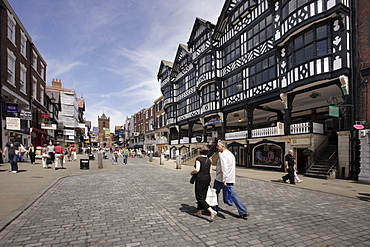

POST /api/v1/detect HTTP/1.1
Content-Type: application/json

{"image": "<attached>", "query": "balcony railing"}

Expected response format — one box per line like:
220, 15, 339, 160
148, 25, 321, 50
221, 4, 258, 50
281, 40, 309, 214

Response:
290, 122, 324, 135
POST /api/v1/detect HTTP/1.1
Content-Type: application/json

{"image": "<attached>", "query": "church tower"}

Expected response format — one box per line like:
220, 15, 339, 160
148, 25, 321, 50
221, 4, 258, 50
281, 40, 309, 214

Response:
98, 113, 112, 147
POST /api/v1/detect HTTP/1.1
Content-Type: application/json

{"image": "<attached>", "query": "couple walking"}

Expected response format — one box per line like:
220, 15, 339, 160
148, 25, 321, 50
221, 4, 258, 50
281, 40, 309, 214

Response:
190, 141, 249, 221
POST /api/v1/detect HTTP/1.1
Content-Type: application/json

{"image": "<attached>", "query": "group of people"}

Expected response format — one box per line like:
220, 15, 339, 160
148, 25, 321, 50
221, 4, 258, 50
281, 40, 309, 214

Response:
190, 140, 250, 222
112, 147, 130, 165
1, 136, 82, 173
190, 142, 303, 221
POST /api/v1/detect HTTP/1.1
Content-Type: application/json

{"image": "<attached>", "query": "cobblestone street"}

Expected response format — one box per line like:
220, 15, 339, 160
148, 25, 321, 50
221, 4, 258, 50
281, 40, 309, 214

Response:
0, 158, 369, 247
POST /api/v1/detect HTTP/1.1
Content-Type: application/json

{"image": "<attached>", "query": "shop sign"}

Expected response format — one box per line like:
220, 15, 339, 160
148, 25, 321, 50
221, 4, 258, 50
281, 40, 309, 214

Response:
20, 110, 32, 120
42, 114, 50, 119
6, 117, 21, 130
205, 120, 221, 126
41, 123, 57, 130
6, 103, 18, 113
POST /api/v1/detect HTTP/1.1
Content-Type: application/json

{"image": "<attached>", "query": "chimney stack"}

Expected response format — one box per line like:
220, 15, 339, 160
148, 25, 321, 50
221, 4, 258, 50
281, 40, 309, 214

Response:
52, 79, 62, 88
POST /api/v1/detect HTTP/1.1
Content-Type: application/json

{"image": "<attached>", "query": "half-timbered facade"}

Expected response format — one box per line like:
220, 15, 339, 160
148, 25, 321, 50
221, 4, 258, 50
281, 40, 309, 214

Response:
157, 0, 359, 179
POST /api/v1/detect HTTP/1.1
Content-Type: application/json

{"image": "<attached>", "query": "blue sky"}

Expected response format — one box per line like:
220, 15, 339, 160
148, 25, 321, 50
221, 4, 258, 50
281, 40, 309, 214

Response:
8, 0, 224, 130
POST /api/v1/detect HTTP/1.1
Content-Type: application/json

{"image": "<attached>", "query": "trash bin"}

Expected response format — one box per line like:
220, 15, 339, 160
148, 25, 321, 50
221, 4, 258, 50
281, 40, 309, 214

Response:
89, 154, 95, 160
80, 159, 90, 169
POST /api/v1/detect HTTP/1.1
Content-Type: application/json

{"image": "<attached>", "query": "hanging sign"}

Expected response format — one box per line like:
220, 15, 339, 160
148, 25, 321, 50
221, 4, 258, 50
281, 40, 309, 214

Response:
329, 106, 339, 117
353, 124, 364, 130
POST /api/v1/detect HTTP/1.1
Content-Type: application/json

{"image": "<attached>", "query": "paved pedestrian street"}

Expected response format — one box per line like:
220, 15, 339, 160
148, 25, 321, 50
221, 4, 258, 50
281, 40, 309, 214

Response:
0, 158, 369, 247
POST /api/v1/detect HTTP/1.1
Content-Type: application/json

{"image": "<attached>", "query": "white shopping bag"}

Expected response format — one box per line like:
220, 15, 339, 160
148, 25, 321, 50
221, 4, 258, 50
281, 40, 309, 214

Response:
205, 186, 218, 206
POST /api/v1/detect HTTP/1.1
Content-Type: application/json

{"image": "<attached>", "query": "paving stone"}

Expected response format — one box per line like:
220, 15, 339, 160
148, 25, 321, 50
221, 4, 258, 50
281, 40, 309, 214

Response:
0, 159, 369, 246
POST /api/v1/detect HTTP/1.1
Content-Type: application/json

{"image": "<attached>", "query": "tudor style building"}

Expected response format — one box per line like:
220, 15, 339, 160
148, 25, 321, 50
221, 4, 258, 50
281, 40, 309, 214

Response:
158, 0, 356, 179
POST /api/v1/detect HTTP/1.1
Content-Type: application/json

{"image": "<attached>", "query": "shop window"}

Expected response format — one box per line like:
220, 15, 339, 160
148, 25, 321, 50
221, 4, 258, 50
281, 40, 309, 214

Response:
253, 143, 282, 168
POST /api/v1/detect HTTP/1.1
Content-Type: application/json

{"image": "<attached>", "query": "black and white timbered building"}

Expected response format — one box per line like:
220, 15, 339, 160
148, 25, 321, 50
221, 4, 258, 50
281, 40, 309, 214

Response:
158, 0, 354, 179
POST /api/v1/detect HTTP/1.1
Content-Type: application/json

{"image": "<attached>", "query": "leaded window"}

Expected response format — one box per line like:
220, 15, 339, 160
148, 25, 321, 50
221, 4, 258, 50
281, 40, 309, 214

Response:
249, 55, 276, 87
222, 38, 240, 66
246, 15, 272, 52
202, 84, 215, 104
189, 94, 200, 112
282, 0, 310, 20
223, 73, 243, 97
199, 54, 212, 76
287, 24, 329, 68
178, 100, 187, 116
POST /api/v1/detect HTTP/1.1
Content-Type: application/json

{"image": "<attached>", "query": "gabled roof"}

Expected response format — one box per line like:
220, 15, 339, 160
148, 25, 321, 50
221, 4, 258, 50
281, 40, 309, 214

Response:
157, 60, 173, 81
213, 0, 258, 41
188, 17, 215, 49
171, 44, 191, 75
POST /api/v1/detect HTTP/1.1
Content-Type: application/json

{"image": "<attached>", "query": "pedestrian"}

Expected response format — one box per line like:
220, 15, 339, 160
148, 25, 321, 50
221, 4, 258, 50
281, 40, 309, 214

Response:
66, 144, 72, 161
27, 144, 36, 164
282, 149, 296, 184
294, 164, 303, 183
54, 142, 65, 170
190, 145, 217, 221
70, 145, 77, 161
0, 148, 4, 164
112, 148, 118, 165
213, 140, 250, 218
47, 142, 55, 163
41, 144, 50, 169
122, 147, 129, 165
2, 135, 21, 173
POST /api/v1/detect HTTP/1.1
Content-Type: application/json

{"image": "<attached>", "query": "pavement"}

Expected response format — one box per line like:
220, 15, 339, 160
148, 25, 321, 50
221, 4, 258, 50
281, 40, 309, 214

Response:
0, 154, 369, 246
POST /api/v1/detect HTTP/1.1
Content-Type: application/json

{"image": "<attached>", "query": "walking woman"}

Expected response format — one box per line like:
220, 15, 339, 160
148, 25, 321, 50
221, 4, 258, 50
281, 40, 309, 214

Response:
27, 144, 36, 164
190, 145, 217, 221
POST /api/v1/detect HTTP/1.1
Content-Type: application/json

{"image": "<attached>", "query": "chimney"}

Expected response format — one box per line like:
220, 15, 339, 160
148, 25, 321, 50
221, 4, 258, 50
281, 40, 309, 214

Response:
52, 79, 62, 88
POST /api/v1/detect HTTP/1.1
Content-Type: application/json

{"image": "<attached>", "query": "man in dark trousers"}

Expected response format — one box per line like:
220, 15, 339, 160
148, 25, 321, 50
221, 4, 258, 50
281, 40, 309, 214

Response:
282, 149, 296, 184
2, 135, 21, 173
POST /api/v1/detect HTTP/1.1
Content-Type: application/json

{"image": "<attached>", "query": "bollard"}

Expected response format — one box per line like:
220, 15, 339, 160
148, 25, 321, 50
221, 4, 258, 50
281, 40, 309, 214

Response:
160, 154, 164, 165
98, 152, 103, 169
149, 152, 153, 162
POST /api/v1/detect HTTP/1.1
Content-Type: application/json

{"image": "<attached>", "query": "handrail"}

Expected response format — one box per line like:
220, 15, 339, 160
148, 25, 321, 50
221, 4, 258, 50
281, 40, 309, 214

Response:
325, 151, 338, 175
306, 136, 329, 172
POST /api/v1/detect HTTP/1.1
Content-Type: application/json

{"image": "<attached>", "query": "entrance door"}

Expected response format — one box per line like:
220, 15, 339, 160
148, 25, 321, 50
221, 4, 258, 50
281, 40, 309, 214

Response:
296, 148, 306, 173
229, 144, 246, 167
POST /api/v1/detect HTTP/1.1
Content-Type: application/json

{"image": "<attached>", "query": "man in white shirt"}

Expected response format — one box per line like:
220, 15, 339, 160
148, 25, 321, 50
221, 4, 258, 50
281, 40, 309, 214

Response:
213, 140, 250, 218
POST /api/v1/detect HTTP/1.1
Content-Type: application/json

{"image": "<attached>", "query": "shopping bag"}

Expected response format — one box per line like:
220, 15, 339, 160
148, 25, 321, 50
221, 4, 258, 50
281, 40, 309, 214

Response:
205, 186, 218, 206
223, 185, 234, 206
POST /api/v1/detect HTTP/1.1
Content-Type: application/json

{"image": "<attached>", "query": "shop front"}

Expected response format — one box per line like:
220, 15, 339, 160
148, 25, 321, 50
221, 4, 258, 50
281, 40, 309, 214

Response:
252, 141, 284, 170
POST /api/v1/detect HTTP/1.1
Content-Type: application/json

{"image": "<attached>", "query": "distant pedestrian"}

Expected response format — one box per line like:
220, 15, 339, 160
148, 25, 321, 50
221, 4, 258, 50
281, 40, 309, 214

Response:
27, 144, 36, 164
47, 142, 55, 163
41, 144, 50, 169
294, 165, 302, 183
213, 140, 250, 218
70, 145, 77, 161
282, 150, 296, 184
0, 148, 4, 164
3, 135, 21, 173
191, 145, 217, 221
54, 142, 65, 170
122, 147, 129, 165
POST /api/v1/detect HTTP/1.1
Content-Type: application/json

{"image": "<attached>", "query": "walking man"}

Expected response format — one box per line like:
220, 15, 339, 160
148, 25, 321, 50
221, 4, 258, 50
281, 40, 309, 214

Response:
3, 135, 21, 173
213, 140, 250, 218
122, 147, 129, 165
282, 149, 296, 184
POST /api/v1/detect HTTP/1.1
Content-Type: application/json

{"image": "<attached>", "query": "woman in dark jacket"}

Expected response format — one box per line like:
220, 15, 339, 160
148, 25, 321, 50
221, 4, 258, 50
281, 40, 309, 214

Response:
190, 145, 217, 220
